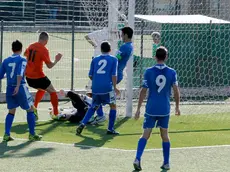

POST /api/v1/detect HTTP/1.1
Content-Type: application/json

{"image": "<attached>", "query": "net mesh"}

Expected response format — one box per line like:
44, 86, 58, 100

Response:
134, 0, 230, 115
0, 0, 230, 116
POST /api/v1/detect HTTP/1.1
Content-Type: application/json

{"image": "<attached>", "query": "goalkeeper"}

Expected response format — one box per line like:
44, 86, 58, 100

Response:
57, 90, 104, 124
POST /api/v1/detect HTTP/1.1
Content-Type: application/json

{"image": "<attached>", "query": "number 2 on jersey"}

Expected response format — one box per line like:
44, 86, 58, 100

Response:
156, 75, 166, 93
8, 63, 16, 78
97, 59, 107, 74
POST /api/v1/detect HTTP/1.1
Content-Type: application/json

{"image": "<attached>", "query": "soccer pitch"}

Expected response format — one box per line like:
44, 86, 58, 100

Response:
0, 103, 230, 172
0, 32, 230, 171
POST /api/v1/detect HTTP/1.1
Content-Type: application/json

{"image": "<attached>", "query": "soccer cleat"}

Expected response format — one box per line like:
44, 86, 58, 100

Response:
160, 164, 170, 170
2, 134, 14, 142
133, 159, 142, 171
76, 124, 85, 135
88, 116, 96, 124
33, 107, 39, 121
95, 115, 106, 124
106, 129, 119, 135
29, 134, 42, 141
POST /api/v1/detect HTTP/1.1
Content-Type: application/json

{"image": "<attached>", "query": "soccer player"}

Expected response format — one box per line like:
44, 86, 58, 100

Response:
0, 40, 42, 142
133, 46, 180, 171
116, 26, 134, 84
151, 31, 161, 57
84, 28, 109, 123
58, 90, 105, 124
76, 41, 120, 135
24, 31, 63, 120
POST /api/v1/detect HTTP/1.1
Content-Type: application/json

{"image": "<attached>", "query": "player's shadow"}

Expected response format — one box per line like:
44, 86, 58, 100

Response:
74, 117, 130, 149
0, 141, 54, 159
11, 120, 62, 135
106, 128, 230, 137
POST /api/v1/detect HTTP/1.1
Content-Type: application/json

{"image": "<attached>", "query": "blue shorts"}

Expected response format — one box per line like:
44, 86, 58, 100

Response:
6, 85, 34, 110
143, 115, 170, 129
92, 91, 116, 108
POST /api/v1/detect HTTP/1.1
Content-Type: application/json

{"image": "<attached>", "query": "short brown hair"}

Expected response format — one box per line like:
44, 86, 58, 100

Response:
39, 32, 49, 41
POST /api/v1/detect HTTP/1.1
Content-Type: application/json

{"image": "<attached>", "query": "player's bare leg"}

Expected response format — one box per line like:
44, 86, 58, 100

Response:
3, 109, 16, 142
160, 128, 170, 170
134, 128, 152, 171
106, 103, 119, 135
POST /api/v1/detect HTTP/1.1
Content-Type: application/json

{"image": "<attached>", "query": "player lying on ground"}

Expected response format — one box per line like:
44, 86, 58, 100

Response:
133, 47, 180, 171
0, 40, 42, 142
76, 41, 120, 135
57, 90, 106, 124
24, 31, 63, 120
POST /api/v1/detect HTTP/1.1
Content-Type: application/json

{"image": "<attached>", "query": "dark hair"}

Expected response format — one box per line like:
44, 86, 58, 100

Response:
39, 31, 49, 41
156, 46, 168, 61
12, 40, 22, 52
101, 41, 111, 53
121, 27, 133, 39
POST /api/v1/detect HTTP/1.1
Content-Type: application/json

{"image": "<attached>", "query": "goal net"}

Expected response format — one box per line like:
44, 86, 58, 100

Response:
133, 0, 230, 116
80, 0, 133, 116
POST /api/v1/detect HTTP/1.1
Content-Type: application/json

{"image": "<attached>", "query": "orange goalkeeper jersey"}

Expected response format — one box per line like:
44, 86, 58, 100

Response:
24, 42, 51, 79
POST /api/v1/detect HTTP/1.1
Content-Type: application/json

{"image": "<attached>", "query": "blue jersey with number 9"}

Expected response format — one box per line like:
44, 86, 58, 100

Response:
89, 54, 118, 94
143, 64, 178, 116
0, 55, 27, 96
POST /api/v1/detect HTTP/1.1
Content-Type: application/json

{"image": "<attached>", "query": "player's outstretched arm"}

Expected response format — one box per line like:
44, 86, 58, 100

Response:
173, 84, 180, 116
135, 88, 147, 120
0, 61, 6, 80
112, 75, 120, 96
46, 53, 63, 69
85, 35, 97, 48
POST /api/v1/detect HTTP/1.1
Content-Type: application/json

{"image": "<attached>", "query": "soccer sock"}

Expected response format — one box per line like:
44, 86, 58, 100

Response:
135, 138, 147, 161
50, 92, 59, 115
27, 111, 35, 135
162, 142, 171, 165
96, 105, 104, 117
108, 109, 116, 131
34, 90, 46, 108
5, 113, 15, 136
81, 107, 96, 125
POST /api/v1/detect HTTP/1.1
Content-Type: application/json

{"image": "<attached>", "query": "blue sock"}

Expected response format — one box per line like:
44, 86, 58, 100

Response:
82, 107, 95, 125
162, 142, 170, 165
136, 138, 147, 161
5, 113, 15, 136
96, 105, 104, 117
108, 109, 116, 131
27, 111, 35, 135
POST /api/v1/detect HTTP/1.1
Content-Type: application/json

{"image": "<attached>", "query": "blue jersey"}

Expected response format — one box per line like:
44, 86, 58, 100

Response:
89, 54, 118, 94
116, 42, 133, 75
143, 64, 178, 116
0, 54, 27, 96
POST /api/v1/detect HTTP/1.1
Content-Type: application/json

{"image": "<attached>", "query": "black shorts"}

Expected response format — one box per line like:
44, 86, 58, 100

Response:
26, 76, 51, 90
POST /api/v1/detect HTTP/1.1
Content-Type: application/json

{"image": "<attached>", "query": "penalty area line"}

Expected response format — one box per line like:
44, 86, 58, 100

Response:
0, 136, 229, 152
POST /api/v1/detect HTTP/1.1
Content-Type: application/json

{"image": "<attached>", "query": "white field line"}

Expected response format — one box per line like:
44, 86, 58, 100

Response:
0, 136, 230, 152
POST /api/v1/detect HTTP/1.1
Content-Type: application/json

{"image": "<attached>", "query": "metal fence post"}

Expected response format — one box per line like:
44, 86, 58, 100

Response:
0, 20, 3, 93
71, 19, 75, 90
139, 20, 144, 87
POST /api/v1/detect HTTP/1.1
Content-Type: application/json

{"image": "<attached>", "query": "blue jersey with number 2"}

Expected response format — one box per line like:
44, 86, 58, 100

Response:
0, 54, 27, 95
89, 54, 118, 94
143, 64, 178, 116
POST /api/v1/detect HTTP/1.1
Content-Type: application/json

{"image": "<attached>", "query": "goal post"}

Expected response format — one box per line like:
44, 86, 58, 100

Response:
126, 0, 135, 117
